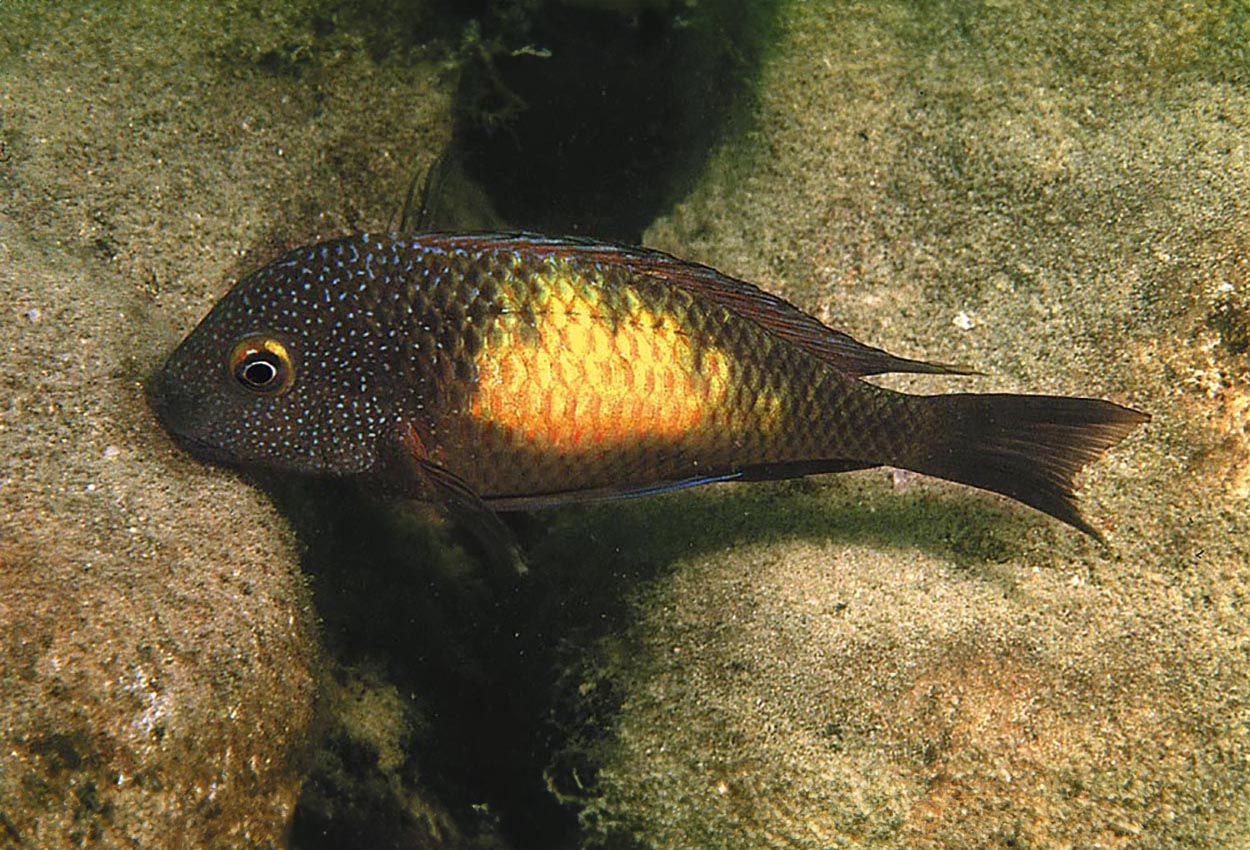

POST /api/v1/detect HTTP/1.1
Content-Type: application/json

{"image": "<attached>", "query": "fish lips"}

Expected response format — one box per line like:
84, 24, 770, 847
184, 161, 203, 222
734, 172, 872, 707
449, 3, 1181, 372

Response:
145, 364, 239, 466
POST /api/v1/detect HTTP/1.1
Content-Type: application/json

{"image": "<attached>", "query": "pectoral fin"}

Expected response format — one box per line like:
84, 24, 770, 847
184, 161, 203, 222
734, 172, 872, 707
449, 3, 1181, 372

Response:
416, 458, 529, 576
386, 422, 528, 575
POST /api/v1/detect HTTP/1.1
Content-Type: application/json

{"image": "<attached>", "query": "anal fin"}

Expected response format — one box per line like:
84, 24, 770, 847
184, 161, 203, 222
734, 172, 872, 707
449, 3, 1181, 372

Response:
736, 458, 880, 482
484, 471, 744, 511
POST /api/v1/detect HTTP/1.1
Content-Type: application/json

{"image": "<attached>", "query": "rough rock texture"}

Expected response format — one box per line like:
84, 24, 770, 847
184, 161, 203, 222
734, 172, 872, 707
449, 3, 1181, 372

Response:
559, 2, 1250, 848
6, 0, 1249, 847
0, 2, 452, 846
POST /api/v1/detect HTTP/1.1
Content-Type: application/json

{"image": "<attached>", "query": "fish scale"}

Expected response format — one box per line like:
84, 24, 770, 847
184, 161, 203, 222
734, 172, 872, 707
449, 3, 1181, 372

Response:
442, 255, 848, 497
151, 231, 1148, 547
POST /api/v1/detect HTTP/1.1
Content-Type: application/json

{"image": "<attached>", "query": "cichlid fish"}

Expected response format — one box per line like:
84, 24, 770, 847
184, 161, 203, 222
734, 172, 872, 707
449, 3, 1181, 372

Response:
150, 232, 1147, 554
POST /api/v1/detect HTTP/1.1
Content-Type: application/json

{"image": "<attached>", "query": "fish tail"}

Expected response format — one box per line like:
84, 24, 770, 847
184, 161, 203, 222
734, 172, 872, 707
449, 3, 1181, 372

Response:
900, 393, 1149, 538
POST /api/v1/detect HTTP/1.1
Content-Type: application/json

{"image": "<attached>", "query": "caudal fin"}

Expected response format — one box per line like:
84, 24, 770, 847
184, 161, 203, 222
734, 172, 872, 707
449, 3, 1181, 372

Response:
906, 393, 1149, 539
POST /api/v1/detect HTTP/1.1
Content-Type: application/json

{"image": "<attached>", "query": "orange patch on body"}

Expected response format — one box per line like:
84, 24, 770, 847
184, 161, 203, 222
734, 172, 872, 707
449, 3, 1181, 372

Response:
470, 287, 732, 450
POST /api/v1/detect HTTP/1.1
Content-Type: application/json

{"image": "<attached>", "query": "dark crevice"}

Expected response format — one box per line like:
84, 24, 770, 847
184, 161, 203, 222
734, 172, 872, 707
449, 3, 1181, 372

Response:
278, 478, 638, 850
451, 0, 779, 242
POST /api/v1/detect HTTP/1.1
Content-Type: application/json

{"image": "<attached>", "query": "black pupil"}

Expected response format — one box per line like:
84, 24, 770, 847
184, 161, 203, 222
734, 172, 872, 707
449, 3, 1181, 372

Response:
240, 355, 279, 388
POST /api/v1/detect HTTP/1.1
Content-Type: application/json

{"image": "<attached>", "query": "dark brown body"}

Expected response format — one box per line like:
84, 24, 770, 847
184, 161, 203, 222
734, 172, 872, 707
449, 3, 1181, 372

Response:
151, 232, 1147, 538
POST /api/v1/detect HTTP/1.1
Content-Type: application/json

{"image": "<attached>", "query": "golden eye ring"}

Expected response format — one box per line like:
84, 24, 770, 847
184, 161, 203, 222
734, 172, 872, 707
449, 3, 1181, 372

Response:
228, 336, 295, 395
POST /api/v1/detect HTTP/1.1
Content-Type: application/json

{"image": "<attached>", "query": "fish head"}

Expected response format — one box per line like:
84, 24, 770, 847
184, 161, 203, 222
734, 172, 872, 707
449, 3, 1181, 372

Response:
149, 252, 393, 478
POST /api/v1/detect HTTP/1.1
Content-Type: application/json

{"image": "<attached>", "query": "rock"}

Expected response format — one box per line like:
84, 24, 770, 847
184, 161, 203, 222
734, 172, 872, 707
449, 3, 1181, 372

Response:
0, 210, 319, 848
0, 2, 454, 846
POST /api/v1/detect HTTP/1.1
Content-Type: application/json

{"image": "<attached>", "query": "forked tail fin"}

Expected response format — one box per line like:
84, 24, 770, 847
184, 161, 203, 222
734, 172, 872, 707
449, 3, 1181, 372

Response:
906, 393, 1149, 539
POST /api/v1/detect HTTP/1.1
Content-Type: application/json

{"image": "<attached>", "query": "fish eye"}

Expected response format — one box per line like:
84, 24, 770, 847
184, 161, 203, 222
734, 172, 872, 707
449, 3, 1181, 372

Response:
228, 336, 295, 395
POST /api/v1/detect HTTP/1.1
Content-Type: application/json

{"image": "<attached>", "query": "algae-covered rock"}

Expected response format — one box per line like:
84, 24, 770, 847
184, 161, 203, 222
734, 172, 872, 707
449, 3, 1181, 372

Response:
0, 209, 319, 847
6, 0, 1248, 846
0, 1, 454, 846
559, 2, 1250, 847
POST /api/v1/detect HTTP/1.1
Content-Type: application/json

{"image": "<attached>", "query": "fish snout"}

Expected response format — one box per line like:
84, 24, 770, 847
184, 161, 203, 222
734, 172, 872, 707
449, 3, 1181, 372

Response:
146, 359, 221, 460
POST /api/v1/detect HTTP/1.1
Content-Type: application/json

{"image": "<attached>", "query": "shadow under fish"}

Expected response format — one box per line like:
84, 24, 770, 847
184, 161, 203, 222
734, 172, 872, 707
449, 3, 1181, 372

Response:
149, 232, 1149, 566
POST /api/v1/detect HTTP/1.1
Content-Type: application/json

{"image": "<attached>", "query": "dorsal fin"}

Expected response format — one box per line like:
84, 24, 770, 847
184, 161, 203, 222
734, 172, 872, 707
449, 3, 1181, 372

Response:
615, 247, 973, 378
425, 232, 972, 379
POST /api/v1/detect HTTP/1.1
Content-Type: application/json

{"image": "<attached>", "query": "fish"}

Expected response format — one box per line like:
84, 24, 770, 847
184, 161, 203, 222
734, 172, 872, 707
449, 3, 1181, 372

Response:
150, 231, 1148, 559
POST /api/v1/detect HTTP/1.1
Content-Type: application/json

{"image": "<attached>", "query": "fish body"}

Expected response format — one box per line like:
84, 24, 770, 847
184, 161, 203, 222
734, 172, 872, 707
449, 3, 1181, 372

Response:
151, 232, 1147, 539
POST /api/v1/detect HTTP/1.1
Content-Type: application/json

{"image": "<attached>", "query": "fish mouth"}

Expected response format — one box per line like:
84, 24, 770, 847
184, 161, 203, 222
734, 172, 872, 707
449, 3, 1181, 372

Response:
160, 425, 241, 467
145, 369, 180, 432
145, 368, 236, 466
